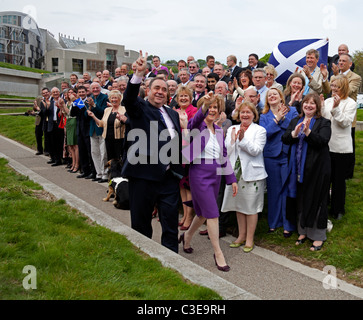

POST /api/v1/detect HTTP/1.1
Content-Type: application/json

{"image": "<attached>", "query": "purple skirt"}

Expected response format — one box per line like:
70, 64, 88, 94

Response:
189, 159, 221, 219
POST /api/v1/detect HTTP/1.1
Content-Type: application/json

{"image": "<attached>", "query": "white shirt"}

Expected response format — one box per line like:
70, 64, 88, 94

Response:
159, 106, 176, 139
197, 129, 221, 160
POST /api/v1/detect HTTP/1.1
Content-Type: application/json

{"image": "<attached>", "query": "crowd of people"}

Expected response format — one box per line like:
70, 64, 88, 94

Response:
32, 43, 361, 272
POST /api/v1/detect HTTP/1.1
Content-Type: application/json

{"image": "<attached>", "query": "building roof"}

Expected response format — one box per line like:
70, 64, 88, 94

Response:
59, 34, 87, 49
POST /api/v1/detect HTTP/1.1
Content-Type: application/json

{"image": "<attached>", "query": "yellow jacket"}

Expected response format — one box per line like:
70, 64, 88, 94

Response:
97, 106, 126, 139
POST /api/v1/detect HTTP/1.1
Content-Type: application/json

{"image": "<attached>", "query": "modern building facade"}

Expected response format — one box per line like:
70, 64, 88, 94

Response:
0, 10, 139, 78
45, 37, 139, 78
0, 11, 45, 69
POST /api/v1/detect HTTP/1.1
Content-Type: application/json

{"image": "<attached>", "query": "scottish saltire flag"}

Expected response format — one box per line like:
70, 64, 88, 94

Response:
74, 98, 85, 109
268, 38, 329, 85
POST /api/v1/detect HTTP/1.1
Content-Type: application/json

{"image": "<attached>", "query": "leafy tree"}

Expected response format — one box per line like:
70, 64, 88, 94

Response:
352, 50, 363, 92
260, 53, 271, 64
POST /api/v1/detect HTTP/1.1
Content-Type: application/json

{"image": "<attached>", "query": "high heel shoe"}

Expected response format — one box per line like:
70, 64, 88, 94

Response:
178, 233, 193, 254
213, 254, 230, 272
71, 167, 79, 173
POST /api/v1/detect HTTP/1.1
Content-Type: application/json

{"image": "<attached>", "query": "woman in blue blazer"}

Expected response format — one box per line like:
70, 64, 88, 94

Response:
259, 88, 298, 236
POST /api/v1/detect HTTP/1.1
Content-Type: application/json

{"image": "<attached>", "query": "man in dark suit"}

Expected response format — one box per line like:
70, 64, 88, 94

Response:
328, 44, 355, 79
246, 53, 266, 71
192, 74, 207, 107
43, 87, 64, 166
145, 62, 157, 78
70, 86, 96, 179
227, 55, 243, 82
214, 63, 230, 84
122, 51, 184, 253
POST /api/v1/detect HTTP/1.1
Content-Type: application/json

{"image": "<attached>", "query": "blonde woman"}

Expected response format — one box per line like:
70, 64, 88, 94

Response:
264, 64, 283, 92
259, 88, 298, 236
87, 90, 127, 162
222, 101, 267, 252
321, 75, 357, 220
175, 86, 198, 230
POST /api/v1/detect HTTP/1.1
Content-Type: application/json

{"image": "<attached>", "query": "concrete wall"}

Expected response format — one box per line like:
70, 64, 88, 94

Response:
0, 67, 42, 97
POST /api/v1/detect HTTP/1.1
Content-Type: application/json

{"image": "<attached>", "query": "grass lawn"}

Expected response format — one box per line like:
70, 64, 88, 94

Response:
0, 108, 31, 114
0, 62, 51, 74
0, 114, 362, 290
0, 158, 221, 300
357, 109, 363, 121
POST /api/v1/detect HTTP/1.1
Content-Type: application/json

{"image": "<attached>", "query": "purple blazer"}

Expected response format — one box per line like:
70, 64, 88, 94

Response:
152, 65, 169, 75
182, 107, 236, 185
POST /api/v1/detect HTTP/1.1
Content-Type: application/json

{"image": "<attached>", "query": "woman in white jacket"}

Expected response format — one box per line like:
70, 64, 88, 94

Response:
222, 100, 267, 252
321, 75, 357, 220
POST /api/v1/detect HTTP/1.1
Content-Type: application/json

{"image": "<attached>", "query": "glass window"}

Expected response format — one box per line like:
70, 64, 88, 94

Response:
72, 59, 83, 73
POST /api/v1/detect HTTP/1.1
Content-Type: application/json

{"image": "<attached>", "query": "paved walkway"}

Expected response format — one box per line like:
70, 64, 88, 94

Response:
1, 134, 362, 300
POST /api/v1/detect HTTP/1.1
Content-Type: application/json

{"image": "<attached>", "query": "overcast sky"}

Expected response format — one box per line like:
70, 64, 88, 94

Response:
1, 0, 362, 66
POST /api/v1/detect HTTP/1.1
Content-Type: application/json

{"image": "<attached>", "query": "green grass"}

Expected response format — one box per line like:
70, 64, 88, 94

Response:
0, 94, 36, 100
0, 115, 37, 149
0, 158, 221, 300
357, 109, 363, 121
0, 62, 51, 74
0, 108, 30, 114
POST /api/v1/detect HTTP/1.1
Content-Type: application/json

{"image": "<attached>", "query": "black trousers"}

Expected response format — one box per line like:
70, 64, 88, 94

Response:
128, 171, 180, 253
330, 152, 351, 217
49, 122, 64, 163
78, 131, 95, 176
217, 175, 234, 234
105, 138, 124, 161
35, 124, 43, 153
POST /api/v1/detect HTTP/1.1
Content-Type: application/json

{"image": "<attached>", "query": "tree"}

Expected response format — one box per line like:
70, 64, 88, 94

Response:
352, 50, 363, 92
260, 53, 271, 64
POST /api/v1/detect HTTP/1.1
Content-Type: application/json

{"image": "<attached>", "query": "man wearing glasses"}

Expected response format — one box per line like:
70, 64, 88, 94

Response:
188, 60, 201, 81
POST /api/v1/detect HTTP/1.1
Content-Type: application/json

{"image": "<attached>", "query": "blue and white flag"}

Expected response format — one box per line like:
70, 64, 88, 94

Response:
268, 38, 329, 85
74, 98, 85, 109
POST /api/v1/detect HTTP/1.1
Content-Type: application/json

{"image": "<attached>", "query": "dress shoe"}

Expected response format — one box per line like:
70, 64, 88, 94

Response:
85, 174, 96, 180
178, 233, 193, 254
47, 160, 55, 164
336, 213, 344, 220
283, 231, 293, 238
51, 161, 62, 167
44, 152, 50, 156
77, 173, 89, 179
35, 152, 43, 155
98, 178, 108, 183
92, 177, 101, 182
213, 254, 230, 272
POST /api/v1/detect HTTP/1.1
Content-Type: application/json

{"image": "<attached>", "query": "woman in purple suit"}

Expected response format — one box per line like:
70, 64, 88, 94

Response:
179, 92, 238, 272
